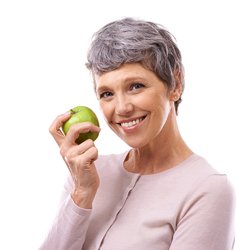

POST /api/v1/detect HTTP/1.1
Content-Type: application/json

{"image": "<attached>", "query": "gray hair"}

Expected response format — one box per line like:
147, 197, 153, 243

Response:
86, 17, 185, 113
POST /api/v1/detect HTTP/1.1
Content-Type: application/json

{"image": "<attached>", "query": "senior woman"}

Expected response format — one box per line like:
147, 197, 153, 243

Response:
40, 18, 235, 250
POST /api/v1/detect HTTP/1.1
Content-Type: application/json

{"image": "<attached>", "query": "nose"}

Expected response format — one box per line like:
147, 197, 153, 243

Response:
115, 94, 133, 116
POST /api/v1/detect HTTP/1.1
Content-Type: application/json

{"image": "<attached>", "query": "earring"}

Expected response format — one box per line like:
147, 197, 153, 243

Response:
174, 95, 179, 101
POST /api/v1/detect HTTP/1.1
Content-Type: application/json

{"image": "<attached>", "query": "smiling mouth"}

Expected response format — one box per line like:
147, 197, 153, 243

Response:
118, 116, 146, 128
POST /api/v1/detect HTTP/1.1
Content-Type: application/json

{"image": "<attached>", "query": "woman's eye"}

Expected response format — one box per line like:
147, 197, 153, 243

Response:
130, 83, 145, 90
99, 91, 113, 99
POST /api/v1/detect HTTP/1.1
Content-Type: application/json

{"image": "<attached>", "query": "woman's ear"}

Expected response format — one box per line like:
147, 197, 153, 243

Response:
170, 71, 183, 102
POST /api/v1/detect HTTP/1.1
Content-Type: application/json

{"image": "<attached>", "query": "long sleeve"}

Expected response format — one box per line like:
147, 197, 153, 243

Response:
169, 175, 235, 250
38, 153, 235, 250
39, 175, 92, 250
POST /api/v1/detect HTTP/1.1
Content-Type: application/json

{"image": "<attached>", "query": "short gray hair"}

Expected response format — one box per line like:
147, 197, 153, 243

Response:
86, 17, 185, 113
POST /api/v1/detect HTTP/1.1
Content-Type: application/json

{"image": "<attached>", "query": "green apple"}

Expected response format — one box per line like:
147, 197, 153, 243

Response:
62, 106, 100, 144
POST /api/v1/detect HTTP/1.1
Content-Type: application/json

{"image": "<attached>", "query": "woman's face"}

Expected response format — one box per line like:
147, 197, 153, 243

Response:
95, 63, 174, 148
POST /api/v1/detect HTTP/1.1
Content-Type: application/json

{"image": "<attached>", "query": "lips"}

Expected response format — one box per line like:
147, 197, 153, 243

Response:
117, 116, 146, 128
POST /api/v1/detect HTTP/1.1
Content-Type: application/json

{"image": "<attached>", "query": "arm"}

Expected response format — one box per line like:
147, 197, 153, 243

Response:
39, 194, 92, 250
39, 112, 101, 249
170, 175, 235, 250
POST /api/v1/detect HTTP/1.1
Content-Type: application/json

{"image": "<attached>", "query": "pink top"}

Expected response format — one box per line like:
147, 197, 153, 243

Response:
39, 152, 235, 250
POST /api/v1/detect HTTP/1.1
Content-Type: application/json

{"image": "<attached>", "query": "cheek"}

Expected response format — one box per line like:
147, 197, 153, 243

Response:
137, 91, 168, 112
151, 94, 171, 121
99, 101, 113, 122
133, 93, 154, 109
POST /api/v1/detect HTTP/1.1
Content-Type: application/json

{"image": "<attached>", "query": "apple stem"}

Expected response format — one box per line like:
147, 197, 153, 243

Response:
70, 109, 76, 114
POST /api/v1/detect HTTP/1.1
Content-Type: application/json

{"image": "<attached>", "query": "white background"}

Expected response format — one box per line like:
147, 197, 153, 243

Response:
0, 0, 249, 249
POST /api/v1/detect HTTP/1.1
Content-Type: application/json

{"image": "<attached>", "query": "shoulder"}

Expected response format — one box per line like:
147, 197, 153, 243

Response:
184, 154, 219, 176
182, 154, 233, 187
182, 157, 235, 218
198, 174, 235, 206
190, 154, 235, 198
177, 154, 235, 214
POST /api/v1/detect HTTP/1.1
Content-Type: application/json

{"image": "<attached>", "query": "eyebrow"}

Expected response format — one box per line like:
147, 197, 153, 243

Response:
96, 76, 148, 93
96, 86, 110, 94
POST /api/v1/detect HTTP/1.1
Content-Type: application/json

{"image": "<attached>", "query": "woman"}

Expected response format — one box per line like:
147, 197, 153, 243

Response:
40, 18, 235, 249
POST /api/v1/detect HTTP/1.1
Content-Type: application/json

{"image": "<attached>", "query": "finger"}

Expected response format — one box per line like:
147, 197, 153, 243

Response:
63, 139, 95, 160
64, 122, 101, 146
76, 139, 96, 155
75, 146, 98, 170
63, 145, 98, 183
49, 112, 72, 146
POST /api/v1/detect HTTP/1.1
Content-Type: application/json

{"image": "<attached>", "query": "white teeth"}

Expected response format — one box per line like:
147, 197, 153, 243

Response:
121, 118, 143, 128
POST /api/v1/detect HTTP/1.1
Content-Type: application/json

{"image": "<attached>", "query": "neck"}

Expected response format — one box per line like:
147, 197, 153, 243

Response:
124, 107, 193, 174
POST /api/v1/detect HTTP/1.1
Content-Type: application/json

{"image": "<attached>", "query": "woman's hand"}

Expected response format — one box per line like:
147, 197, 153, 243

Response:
49, 112, 101, 209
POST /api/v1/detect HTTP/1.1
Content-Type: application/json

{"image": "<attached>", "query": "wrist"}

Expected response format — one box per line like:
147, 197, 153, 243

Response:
71, 189, 96, 209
